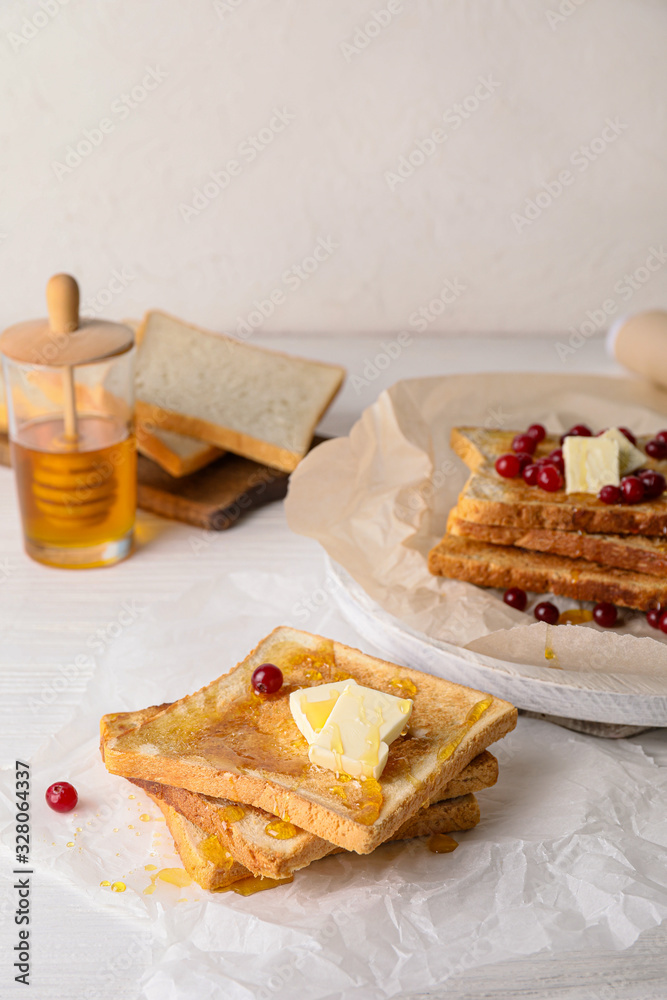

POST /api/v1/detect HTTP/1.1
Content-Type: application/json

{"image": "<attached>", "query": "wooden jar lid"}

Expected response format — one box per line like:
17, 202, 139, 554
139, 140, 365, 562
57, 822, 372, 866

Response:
0, 274, 134, 367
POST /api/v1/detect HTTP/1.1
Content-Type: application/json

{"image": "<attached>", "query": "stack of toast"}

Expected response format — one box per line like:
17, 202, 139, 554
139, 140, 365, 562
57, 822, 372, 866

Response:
429, 427, 667, 610
101, 627, 517, 894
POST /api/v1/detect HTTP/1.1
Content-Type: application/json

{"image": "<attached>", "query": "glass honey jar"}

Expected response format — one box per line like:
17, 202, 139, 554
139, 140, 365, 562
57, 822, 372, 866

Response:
0, 274, 136, 569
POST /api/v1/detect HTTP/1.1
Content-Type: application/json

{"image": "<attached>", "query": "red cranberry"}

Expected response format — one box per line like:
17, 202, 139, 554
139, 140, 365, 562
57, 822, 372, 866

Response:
522, 463, 540, 486
659, 611, 667, 635
619, 427, 637, 445
537, 465, 563, 492
546, 448, 565, 474
527, 423, 546, 443
503, 587, 527, 611
514, 452, 533, 472
645, 439, 667, 460
638, 470, 666, 499
534, 601, 559, 625
251, 663, 283, 694
512, 433, 537, 455
495, 453, 520, 478
45, 782, 78, 813
655, 430, 667, 444
598, 484, 622, 505
621, 476, 645, 504
647, 608, 662, 629
560, 424, 592, 444
593, 602, 617, 628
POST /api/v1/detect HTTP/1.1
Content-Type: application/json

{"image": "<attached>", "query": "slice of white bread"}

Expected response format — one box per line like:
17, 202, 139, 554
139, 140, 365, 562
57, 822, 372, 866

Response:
136, 424, 223, 478
102, 627, 516, 854
148, 794, 251, 891
134, 311, 345, 472
122, 319, 224, 477
151, 790, 479, 893
102, 705, 496, 877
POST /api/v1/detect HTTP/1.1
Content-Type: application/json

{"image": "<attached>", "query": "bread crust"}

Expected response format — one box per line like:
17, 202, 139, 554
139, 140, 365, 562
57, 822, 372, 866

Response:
135, 423, 222, 478
126, 752, 495, 878
447, 512, 667, 577
428, 534, 667, 610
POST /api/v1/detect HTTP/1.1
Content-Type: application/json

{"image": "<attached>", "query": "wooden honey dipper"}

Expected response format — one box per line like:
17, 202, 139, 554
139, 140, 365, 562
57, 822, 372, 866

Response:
46, 273, 80, 444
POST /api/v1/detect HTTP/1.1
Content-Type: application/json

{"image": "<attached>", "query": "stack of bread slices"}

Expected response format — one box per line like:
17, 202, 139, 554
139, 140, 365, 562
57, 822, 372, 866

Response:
429, 426, 667, 611
101, 627, 517, 894
132, 311, 345, 478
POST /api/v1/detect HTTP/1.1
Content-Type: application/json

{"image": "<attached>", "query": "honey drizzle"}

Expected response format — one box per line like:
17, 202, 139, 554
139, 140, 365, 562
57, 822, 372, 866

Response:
264, 818, 297, 840
437, 697, 493, 762
427, 833, 458, 854
217, 874, 294, 896
558, 608, 593, 625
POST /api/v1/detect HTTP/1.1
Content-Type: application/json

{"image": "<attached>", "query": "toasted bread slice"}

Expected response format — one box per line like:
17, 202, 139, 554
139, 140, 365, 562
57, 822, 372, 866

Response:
452, 427, 667, 536
148, 794, 251, 890
447, 510, 667, 577
151, 791, 479, 892
102, 627, 516, 854
103, 704, 495, 878
428, 534, 667, 611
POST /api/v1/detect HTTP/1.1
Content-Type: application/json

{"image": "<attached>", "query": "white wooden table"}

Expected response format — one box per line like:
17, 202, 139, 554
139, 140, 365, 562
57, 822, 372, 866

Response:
1, 333, 666, 1000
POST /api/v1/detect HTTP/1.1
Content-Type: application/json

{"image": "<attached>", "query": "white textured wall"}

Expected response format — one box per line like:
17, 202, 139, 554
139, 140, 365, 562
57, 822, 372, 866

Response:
1, 0, 666, 337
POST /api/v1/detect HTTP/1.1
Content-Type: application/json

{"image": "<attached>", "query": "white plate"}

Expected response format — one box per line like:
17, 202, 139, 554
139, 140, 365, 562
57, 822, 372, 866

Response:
326, 556, 667, 728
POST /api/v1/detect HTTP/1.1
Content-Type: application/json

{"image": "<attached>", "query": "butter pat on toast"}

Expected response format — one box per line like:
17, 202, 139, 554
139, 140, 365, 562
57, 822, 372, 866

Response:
103, 627, 516, 854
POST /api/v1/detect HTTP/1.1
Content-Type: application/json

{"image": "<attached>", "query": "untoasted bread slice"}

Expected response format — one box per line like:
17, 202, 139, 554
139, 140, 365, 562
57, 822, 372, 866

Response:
151, 790, 479, 892
135, 311, 345, 472
452, 427, 667, 536
447, 510, 667, 577
148, 794, 250, 890
136, 425, 223, 478
103, 627, 516, 854
428, 534, 667, 611
103, 704, 495, 877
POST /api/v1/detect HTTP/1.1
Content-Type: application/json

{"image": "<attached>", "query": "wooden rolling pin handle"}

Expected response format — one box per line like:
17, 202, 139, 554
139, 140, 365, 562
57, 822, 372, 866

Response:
46, 273, 80, 335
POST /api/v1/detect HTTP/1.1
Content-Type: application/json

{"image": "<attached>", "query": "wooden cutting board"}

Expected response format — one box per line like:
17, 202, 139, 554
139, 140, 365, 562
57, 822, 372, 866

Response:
0, 433, 320, 531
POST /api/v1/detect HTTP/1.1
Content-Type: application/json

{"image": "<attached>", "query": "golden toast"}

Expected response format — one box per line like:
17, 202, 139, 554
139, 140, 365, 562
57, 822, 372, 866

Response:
428, 534, 667, 611
151, 791, 480, 892
452, 427, 667, 536
102, 706, 496, 877
447, 510, 667, 578
102, 627, 516, 855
